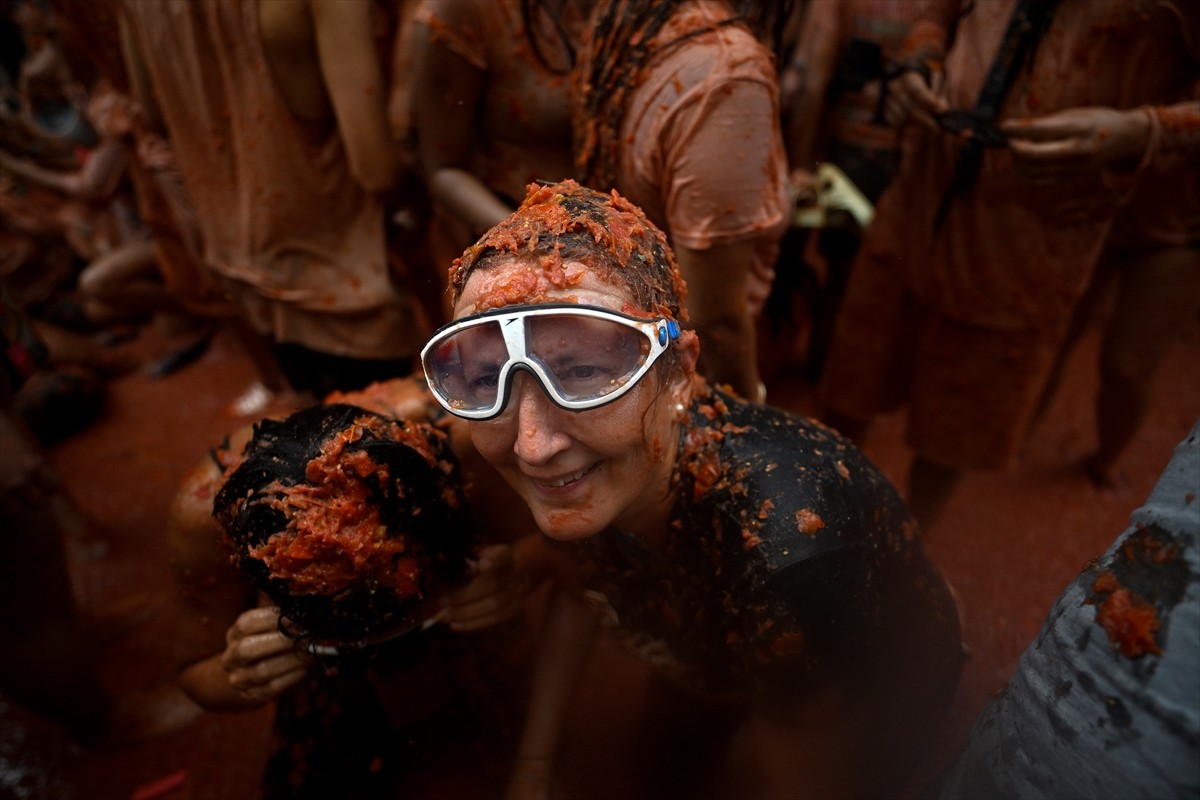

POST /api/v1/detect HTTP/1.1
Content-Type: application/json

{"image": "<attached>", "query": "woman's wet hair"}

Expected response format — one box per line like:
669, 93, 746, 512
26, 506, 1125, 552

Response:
212, 403, 472, 645
450, 179, 689, 325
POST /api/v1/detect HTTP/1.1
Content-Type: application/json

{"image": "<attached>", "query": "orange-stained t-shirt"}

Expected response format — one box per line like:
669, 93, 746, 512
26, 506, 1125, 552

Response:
615, 1, 790, 313
414, 0, 580, 204
122, 0, 421, 360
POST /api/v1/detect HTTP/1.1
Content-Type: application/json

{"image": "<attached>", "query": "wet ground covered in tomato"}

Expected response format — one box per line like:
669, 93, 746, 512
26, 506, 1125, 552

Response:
3, 311, 1198, 800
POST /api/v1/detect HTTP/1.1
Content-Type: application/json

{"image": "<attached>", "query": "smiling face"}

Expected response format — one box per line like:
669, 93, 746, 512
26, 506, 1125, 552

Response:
454, 260, 693, 542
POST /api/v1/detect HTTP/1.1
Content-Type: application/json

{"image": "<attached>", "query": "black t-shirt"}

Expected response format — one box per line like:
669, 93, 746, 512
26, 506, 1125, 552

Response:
559, 386, 963, 716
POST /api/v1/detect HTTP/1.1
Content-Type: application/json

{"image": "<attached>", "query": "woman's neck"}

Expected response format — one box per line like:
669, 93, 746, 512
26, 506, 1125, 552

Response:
611, 418, 686, 549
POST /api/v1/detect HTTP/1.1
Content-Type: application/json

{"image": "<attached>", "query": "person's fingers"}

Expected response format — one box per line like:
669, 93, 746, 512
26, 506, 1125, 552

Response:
449, 606, 520, 632
446, 544, 517, 602
447, 566, 506, 603
1009, 138, 1094, 182
229, 606, 286, 637
883, 93, 908, 128
261, 663, 309, 697
905, 74, 949, 126
1008, 137, 1091, 161
222, 628, 298, 670
447, 589, 508, 621
789, 168, 819, 207
1000, 115, 1088, 143
886, 73, 925, 128
230, 658, 310, 702
474, 543, 515, 574
221, 609, 295, 671
928, 68, 946, 97
226, 650, 308, 689
446, 590, 524, 631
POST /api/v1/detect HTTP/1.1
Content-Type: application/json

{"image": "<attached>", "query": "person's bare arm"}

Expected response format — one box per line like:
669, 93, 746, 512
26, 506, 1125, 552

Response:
883, 0, 956, 129
507, 586, 597, 800
429, 168, 514, 236
411, 5, 512, 235
675, 240, 762, 400
443, 532, 576, 632
1002, 102, 1200, 182
168, 433, 311, 711
781, 0, 840, 174
0, 136, 127, 201
310, 0, 405, 192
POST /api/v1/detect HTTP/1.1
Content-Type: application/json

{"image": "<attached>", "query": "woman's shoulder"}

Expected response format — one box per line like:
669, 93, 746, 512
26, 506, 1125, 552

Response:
687, 389, 904, 505
680, 388, 918, 566
649, 2, 777, 85
415, 0, 517, 70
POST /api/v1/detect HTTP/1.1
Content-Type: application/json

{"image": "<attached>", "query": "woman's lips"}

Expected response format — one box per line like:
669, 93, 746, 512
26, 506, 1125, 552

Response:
531, 463, 598, 493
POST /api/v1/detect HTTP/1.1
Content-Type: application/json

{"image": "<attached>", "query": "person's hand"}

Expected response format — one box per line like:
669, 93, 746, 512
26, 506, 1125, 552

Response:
0, 148, 31, 174
883, 66, 947, 130
136, 132, 176, 171
1001, 107, 1152, 183
220, 607, 312, 703
789, 167, 820, 210
0, 427, 57, 516
442, 544, 532, 632
506, 756, 552, 800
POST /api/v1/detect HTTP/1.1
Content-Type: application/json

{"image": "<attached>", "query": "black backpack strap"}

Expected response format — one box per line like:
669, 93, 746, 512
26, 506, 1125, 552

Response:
933, 0, 1059, 232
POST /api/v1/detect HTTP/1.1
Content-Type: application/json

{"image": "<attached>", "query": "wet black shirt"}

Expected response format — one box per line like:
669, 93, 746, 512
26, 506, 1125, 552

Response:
559, 386, 962, 710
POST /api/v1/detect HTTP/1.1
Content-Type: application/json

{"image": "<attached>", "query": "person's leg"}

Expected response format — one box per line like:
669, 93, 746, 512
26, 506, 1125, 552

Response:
1029, 251, 1118, 435
31, 319, 135, 375
907, 316, 1065, 531
817, 241, 917, 445
1087, 243, 1200, 487
76, 238, 162, 325
907, 456, 964, 532
0, 406, 112, 743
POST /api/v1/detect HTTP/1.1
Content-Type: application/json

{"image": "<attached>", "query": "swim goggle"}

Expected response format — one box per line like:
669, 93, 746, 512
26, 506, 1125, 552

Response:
421, 303, 682, 420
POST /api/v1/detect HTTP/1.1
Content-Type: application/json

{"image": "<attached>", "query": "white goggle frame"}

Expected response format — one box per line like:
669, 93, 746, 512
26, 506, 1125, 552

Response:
420, 303, 681, 420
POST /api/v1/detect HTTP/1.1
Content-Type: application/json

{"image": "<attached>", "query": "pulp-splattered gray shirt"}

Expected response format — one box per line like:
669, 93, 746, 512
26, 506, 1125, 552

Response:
939, 422, 1200, 800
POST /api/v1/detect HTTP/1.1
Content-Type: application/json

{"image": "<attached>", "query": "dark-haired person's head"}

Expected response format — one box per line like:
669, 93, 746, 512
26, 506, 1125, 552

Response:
213, 403, 473, 647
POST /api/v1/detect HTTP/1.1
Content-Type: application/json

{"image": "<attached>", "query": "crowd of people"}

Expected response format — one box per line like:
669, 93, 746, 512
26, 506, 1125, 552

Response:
2, 1, 1197, 799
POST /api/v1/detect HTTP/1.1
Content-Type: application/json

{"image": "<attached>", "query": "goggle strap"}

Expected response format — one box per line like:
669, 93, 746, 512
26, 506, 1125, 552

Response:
658, 319, 680, 346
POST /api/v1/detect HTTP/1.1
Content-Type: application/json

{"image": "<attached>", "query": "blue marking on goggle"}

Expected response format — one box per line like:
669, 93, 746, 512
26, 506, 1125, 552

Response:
658, 320, 680, 346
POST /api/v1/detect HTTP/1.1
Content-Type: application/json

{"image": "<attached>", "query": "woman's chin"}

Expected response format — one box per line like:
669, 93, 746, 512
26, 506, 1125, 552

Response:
533, 506, 608, 542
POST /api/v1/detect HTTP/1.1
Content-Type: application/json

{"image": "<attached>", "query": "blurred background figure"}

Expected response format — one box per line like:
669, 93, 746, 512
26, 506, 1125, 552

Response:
119, 0, 425, 399
2, 0, 246, 441
2, 1, 133, 443
409, 0, 585, 327
0, 82, 214, 340
5, 0, 94, 151
817, 0, 1200, 530
1036, 161, 1199, 491
770, 0, 917, 381
1, 285, 200, 751
572, 0, 796, 401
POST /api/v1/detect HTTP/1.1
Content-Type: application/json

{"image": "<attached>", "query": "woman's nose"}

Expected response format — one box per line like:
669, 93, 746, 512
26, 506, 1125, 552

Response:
510, 372, 572, 466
